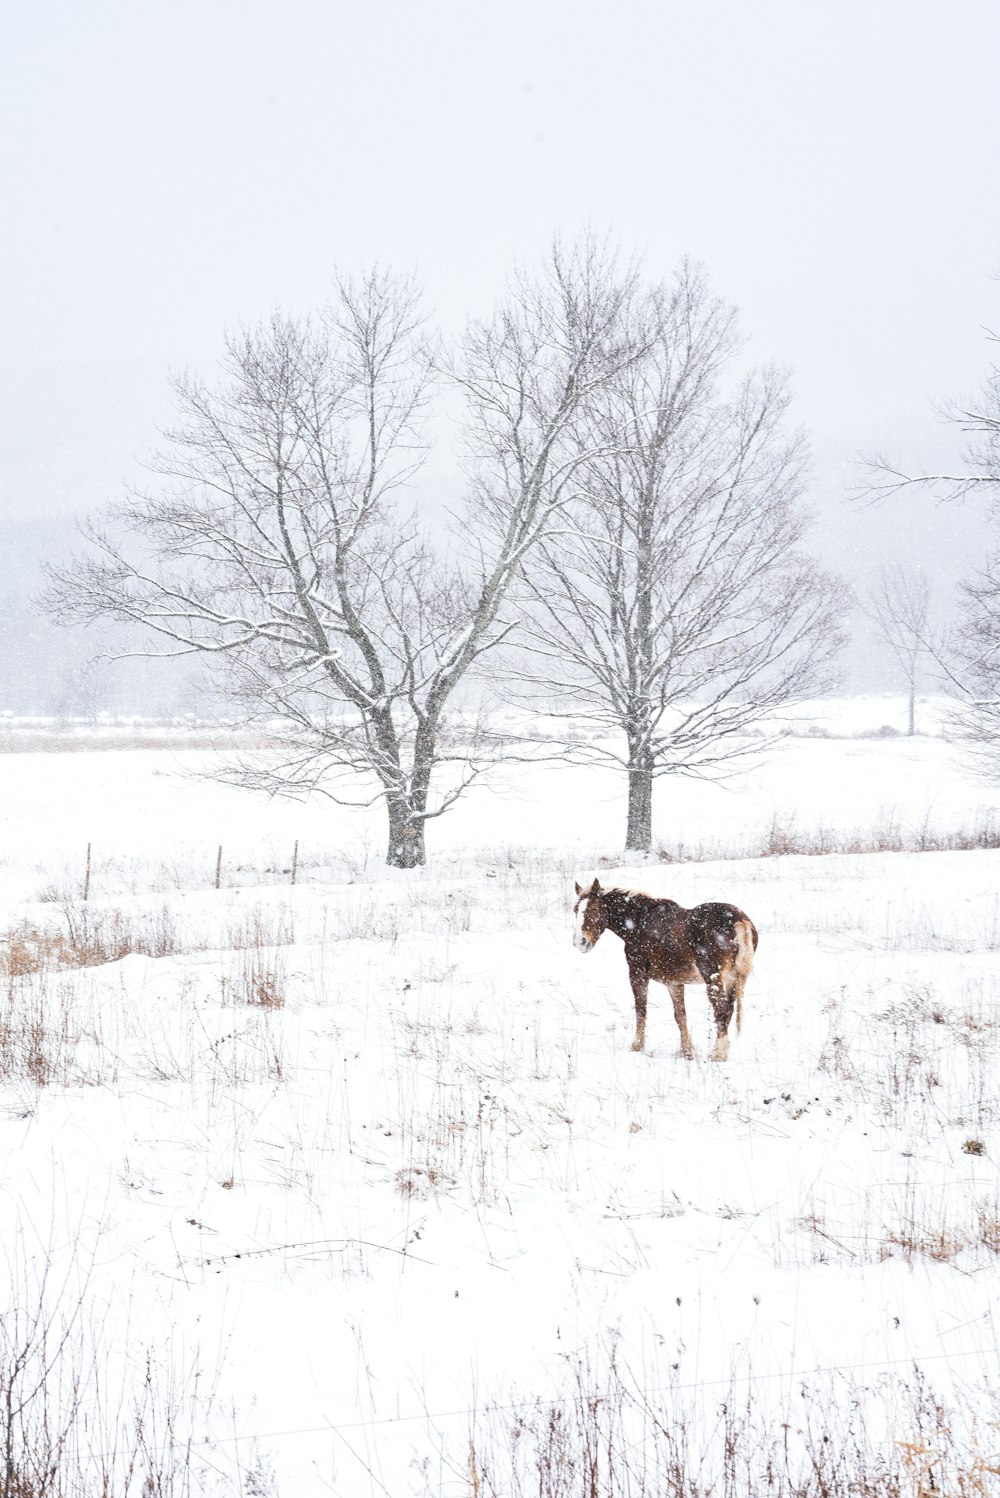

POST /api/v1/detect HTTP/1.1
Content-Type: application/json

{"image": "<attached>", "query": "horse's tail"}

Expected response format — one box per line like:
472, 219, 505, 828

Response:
733, 917, 757, 1033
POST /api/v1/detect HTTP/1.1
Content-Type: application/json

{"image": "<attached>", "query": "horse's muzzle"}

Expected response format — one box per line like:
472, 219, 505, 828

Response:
573, 935, 593, 953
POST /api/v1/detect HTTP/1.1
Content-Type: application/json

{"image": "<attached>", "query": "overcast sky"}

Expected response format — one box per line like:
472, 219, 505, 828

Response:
1, 0, 998, 684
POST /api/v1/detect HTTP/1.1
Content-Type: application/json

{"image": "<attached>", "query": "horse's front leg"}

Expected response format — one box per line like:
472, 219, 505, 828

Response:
667, 981, 693, 1059
706, 978, 736, 1061
629, 966, 649, 1052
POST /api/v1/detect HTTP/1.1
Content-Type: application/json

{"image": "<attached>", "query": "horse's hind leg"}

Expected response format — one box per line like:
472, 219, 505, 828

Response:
629, 969, 649, 1052
733, 972, 748, 1033
667, 981, 693, 1059
707, 971, 737, 1062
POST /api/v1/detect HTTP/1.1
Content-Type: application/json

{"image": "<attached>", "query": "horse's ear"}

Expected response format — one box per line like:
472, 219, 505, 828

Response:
590, 878, 600, 894
574, 881, 583, 896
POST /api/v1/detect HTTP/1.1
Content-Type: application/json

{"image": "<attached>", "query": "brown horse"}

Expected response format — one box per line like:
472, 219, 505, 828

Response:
573, 879, 758, 1058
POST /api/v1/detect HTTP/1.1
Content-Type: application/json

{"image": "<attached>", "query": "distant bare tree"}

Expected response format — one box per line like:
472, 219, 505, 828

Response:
514, 262, 846, 853
56, 663, 94, 724
47, 246, 638, 866
869, 565, 933, 735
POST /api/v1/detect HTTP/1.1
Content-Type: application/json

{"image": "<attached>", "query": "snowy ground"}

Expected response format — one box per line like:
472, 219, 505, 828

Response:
0, 699, 998, 1494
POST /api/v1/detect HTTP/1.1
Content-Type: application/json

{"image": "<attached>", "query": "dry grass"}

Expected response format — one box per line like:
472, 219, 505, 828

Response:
653, 811, 1000, 864
1, 903, 298, 983
0, 914, 178, 1087
0, 902, 298, 1086
881, 1201, 1000, 1264
0, 974, 72, 1086
0, 1241, 219, 1498
231, 953, 286, 1009
240, 967, 285, 1009
897, 1440, 1000, 1498
976, 1205, 1000, 1255
2, 923, 79, 976
396, 1164, 442, 1197
882, 1220, 971, 1263
225, 909, 295, 951
462, 1349, 1000, 1498
1, 907, 181, 978
219, 911, 293, 1010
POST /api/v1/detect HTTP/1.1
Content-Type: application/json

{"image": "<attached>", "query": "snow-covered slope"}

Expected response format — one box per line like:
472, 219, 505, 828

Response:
0, 707, 997, 1493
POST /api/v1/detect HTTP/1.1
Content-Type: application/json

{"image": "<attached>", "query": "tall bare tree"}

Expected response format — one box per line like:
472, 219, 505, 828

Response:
869, 565, 933, 735
514, 263, 845, 852
47, 246, 638, 866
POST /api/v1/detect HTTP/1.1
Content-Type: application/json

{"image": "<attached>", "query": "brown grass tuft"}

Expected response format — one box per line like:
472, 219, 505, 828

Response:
977, 1207, 1000, 1255
883, 1220, 969, 1262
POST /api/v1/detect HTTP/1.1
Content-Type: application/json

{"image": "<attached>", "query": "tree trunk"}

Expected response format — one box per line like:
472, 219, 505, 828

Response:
625, 749, 654, 853
626, 475, 656, 855
908, 677, 916, 736
386, 797, 427, 868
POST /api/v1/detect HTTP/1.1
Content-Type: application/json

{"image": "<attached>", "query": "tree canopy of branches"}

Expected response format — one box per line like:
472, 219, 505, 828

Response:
512, 262, 846, 852
864, 337, 1000, 505
863, 330, 1000, 775
957, 565, 1000, 774
48, 246, 638, 866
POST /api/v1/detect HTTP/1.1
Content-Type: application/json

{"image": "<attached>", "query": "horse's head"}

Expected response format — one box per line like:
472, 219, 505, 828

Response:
573, 879, 606, 952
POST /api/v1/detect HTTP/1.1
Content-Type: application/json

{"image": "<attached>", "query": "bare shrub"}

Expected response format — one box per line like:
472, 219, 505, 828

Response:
860, 722, 902, 738
0, 1326, 211, 1497
0, 1244, 87, 1498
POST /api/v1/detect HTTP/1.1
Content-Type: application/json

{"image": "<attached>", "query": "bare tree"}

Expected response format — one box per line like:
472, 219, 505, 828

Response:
513, 263, 846, 853
47, 246, 637, 866
869, 565, 933, 735
862, 331, 1000, 772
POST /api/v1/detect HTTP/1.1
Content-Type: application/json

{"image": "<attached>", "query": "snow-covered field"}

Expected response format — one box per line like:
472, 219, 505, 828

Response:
1, 699, 999, 1494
